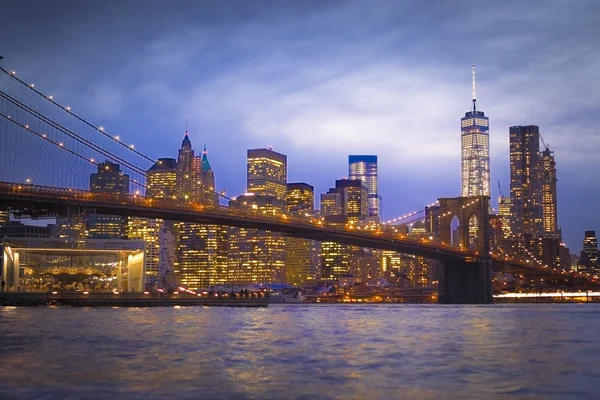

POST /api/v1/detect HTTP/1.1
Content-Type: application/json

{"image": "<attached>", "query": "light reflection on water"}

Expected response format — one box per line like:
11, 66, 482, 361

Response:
1, 304, 600, 400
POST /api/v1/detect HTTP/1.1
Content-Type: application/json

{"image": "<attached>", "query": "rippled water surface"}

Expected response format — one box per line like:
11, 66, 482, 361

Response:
1, 304, 600, 400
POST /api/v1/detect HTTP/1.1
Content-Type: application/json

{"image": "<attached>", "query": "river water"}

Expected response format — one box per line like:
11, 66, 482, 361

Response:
1, 304, 599, 400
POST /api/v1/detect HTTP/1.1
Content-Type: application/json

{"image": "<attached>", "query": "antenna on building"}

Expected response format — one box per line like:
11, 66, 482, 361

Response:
472, 64, 477, 113
185, 116, 188, 134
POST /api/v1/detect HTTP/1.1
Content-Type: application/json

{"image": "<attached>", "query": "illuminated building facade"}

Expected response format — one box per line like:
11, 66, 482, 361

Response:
332, 179, 368, 223
247, 148, 287, 200
541, 147, 558, 237
285, 183, 320, 285
176, 137, 227, 289
498, 196, 512, 239
320, 192, 342, 216
176, 132, 194, 199
88, 161, 129, 239
90, 160, 130, 195
146, 158, 178, 199
286, 183, 314, 214
0, 208, 9, 226
129, 157, 178, 286
509, 125, 543, 238
461, 66, 490, 197
227, 194, 286, 285
580, 231, 599, 273
349, 155, 380, 217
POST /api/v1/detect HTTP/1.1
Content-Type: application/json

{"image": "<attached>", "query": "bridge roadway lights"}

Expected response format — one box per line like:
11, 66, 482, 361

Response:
438, 257, 493, 304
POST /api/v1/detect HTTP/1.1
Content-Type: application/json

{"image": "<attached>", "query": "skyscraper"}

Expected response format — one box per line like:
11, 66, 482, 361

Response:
349, 155, 380, 217
461, 65, 490, 197
540, 146, 558, 237
146, 158, 178, 199
509, 125, 543, 238
88, 161, 130, 239
580, 231, 599, 273
227, 194, 287, 284
177, 139, 227, 289
129, 157, 178, 287
332, 179, 369, 223
176, 132, 194, 199
90, 160, 130, 195
285, 183, 320, 285
247, 148, 287, 200
498, 196, 512, 240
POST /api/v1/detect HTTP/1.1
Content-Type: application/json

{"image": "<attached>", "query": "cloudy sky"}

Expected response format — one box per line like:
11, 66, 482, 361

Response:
1, 0, 599, 251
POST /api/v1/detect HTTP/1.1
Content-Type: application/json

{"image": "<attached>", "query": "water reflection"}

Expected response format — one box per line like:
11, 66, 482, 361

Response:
1, 304, 600, 399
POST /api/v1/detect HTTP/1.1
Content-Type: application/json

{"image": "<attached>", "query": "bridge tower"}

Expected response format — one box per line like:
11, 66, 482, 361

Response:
426, 196, 493, 304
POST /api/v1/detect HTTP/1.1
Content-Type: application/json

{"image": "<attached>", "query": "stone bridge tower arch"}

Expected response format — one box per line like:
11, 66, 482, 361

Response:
428, 196, 490, 255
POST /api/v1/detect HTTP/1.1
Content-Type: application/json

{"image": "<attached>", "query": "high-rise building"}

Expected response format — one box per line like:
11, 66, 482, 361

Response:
461, 65, 490, 197
319, 179, 368, 281
176, 132, 194, 199
320, 192, 342, 217
247, 148, 287, 200
88, 161, 130, 239
90, 160, 130, 195
176, 138, 227, 289
583, 231, 598, 254
349, 155, 380, 217
498, 196, 512, 240
129, 158, 178, 287
332, 179, 368, 223
540, 147, 558, 237
509, 125, 543, 238
286, 183, 314, 214
580, 231, 599, 273
227, 194, 287, 285
285, 183, 320, 285
146, 158, 178, 199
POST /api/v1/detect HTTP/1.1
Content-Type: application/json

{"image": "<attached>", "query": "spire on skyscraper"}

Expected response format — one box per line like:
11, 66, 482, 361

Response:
181, 117, 192, 149
201, 144, 212, 171
472, 64, 477, 113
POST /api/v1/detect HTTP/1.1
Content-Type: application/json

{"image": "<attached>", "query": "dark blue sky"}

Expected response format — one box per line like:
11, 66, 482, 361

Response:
1, 0, 599, 251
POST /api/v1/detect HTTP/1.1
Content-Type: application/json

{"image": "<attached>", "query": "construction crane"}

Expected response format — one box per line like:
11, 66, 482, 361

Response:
497, 181, 504, 198
540, 133, 550, 151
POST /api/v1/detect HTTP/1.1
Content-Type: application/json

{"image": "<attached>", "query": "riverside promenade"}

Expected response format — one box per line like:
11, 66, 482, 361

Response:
0, 292, 269, 307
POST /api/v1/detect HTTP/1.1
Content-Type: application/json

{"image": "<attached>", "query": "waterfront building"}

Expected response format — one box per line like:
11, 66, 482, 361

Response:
349, 155, 380, 217
247, 148, 287, 201
285, 183, 320, 285
227, 194, 286, 285
128, 157, 178, 286
88, 161, 129, 239
461, 65, 490, 197
509, 125, 543, 238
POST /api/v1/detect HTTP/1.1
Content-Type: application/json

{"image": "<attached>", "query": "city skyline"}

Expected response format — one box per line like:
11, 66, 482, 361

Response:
1, 1, 599, 251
